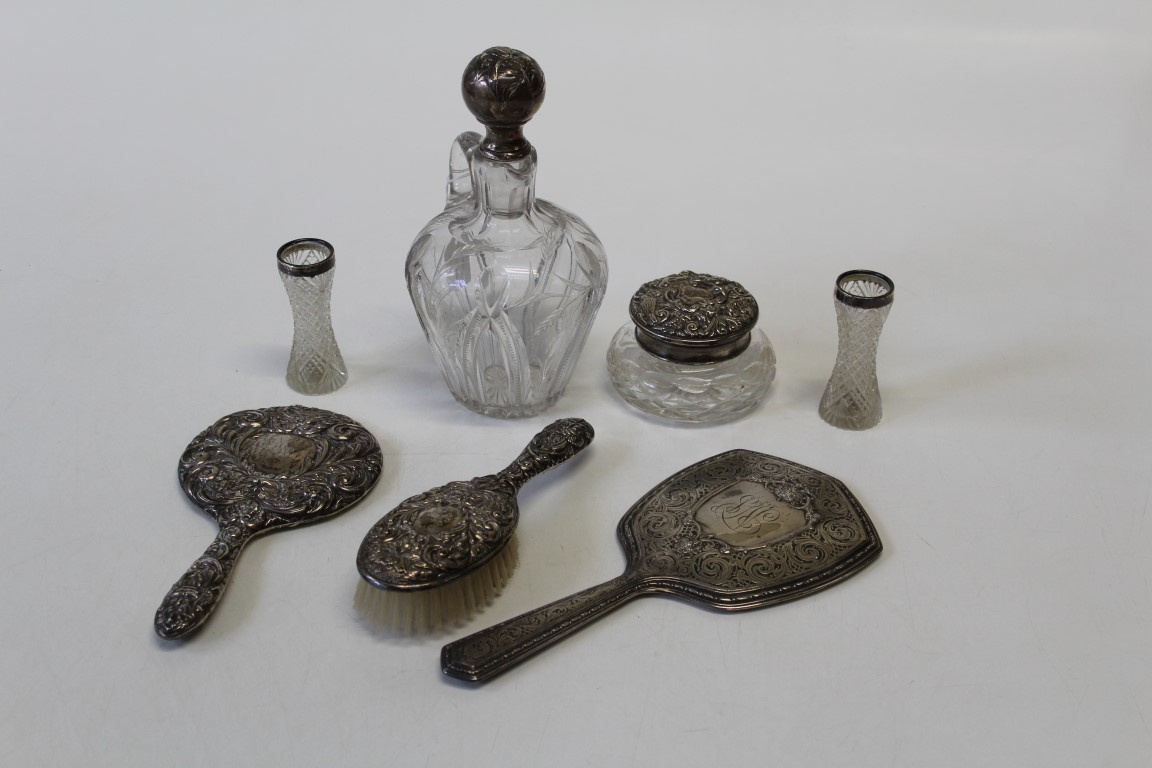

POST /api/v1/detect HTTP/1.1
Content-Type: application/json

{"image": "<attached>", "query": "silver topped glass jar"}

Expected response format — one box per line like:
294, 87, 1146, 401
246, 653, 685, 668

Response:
606, 271, 776, 423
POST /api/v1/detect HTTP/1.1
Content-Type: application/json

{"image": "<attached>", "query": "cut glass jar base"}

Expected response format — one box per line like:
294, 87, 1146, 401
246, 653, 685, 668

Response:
607, 323, 775, 424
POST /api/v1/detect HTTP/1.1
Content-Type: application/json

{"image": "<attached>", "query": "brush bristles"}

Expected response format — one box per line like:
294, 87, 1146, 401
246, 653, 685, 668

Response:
355, 536, 519, 635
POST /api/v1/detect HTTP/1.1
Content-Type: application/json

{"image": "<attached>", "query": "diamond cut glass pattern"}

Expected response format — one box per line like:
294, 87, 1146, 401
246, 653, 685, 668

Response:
818, 271, 894, 430
277, 239, 347, 396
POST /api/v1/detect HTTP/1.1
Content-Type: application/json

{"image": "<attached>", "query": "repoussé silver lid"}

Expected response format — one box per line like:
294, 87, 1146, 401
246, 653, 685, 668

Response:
629, 271, 759, 364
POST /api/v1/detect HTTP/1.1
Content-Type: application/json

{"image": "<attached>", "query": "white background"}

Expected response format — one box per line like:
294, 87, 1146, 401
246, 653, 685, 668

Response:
2, 1, 1150, 765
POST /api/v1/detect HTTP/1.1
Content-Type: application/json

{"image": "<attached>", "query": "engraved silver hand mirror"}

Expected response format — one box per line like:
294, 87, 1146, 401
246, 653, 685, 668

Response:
442, 450, 882, 681
155, 405, 383, 640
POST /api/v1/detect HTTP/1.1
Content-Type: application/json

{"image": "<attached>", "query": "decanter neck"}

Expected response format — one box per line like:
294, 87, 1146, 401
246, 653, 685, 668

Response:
472, 152, 537, 217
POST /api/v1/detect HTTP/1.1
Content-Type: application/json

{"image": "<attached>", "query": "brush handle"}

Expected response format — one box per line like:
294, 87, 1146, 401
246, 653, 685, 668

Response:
441, 572, 647, 682
154, 525, 255, 640
497, 418, 594, 490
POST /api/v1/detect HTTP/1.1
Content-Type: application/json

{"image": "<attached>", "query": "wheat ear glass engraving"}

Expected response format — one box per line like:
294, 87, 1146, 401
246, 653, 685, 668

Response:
441, 450, 882, 682
405, 47, 607, 418
278, 238, 347, 395
819, 270, 894, 430
154, 405, 382, 640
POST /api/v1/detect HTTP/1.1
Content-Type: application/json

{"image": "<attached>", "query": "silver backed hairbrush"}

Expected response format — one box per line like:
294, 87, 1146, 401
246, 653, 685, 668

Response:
355, 418, 594, 634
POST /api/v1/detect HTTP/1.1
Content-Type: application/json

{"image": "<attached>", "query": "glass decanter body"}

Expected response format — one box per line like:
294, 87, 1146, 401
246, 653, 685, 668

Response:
405, 47, 607, 418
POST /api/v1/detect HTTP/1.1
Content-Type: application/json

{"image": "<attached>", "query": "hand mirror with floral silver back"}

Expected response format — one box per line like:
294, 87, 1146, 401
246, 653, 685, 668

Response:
442, 449, 882, 681
155, 405, 383, 640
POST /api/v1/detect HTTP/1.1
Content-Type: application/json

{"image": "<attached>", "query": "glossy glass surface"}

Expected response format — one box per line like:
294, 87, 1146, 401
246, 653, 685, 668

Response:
607, 322, 775, 423
278, 240, 347, 396
407, 137, 607, 417
818, 271, 893, 430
